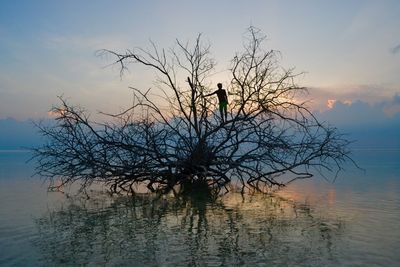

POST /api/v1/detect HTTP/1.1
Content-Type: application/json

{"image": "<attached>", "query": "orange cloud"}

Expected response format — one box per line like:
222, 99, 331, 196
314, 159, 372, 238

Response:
47, 109, 66, 118
327, 99, 337, 109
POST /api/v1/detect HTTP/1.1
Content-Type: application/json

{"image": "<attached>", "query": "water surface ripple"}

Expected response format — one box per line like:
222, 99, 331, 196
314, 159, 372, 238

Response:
0, 150, 399, 266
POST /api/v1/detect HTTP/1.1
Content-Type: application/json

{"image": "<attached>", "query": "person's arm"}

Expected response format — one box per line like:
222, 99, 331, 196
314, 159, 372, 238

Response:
204, 91, 216, 97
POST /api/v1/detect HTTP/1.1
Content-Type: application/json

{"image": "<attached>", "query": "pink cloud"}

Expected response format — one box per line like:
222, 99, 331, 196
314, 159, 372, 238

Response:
306, 85, 399, 114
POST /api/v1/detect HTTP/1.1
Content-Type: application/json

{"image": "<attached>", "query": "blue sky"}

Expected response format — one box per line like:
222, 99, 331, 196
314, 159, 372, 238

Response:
0, 0, 399, 135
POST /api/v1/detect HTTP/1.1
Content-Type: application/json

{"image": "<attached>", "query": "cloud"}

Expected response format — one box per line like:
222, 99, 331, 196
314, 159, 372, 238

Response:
326, 99, 337, 109
391, 44, 400, 54
315, 97, 400, 149
383, 93, 400, 116
306, 84, 399, 113
315, 93, 400, 127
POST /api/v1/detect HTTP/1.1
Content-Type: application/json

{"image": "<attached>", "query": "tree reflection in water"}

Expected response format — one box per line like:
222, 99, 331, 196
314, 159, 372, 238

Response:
34, 190, 344, 266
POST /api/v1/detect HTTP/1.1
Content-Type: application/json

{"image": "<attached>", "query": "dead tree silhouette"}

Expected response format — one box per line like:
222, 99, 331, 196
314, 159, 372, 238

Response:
33, 27, 354, 195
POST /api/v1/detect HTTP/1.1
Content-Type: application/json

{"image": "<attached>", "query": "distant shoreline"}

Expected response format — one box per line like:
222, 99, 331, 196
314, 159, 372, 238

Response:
0, 149, 31, 153
0, 148, 399, 153
350, 148, 400, 151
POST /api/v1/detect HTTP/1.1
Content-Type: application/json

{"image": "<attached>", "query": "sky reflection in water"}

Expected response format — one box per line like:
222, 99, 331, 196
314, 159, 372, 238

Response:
0, 150, 399, 266
34, 191, 344, 266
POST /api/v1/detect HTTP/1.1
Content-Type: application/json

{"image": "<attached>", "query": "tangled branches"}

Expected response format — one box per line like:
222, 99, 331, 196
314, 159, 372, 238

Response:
33, 27, 354, 195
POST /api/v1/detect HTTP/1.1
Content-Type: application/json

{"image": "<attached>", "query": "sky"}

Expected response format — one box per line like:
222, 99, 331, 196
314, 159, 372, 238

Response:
0, 0, 399, 148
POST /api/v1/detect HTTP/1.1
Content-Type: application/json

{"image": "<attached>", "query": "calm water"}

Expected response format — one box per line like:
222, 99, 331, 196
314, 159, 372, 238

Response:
0, 150, 399, 266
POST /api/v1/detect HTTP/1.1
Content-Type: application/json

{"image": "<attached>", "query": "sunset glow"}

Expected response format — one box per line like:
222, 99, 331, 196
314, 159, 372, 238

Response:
0, 1, 399, 122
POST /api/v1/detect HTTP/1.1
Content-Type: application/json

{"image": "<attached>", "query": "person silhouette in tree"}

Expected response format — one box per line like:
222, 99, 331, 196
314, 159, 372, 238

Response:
205, 83, 228, 123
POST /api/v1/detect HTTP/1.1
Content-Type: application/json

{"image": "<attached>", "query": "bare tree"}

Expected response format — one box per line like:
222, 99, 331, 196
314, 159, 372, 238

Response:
33, 27, 354, 195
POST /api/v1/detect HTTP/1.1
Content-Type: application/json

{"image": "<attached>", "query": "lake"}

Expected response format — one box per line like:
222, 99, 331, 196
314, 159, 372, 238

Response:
0, 149, 399, 266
